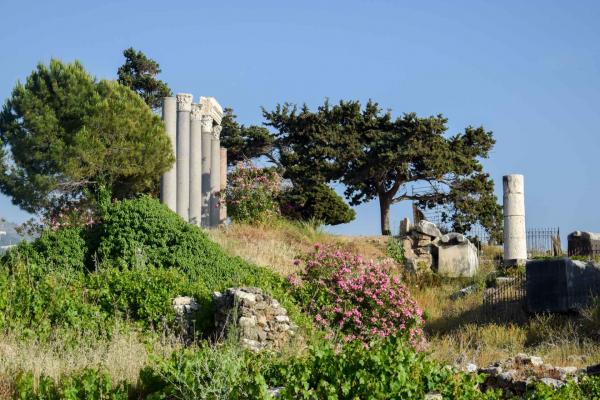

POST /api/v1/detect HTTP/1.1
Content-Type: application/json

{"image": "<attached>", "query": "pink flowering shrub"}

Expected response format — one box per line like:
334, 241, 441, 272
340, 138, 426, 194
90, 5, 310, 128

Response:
226, 161, 282, 223
289, 244, 426, 348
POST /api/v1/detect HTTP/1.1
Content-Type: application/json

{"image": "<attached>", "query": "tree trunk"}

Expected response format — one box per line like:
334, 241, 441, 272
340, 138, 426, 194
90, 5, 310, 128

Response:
379, 195, 392, 236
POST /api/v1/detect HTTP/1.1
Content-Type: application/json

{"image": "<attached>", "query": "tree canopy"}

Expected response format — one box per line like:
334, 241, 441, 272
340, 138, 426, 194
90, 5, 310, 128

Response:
220, 107, 273, 165
263, 100, 502, 236
117, 47, 172, 109
0, 59, 174, 215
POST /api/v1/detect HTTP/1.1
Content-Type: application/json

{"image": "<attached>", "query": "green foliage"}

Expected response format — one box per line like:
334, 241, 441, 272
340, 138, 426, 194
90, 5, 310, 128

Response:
387, 236, 406, 264
226, 161, 282, 224
221, 108, 273, 165
117, 47, 172, 109
277, 334, 500, 399
140, 345, 269, 400
0, 59, 174, 214
279, 183, 355, 226
263, 100, 502, 236
523, 376, 600, 399
14, 369, 129, 400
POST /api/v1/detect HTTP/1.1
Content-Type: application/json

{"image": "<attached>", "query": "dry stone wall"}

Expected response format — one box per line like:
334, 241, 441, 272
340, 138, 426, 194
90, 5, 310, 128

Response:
213, 287, 298, 351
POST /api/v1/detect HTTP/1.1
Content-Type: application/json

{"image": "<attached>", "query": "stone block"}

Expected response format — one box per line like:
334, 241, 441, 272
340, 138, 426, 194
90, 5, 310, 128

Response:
440, 232, 467, 245
400, 217, 411, 235
568, 231, 600, 257
526, 258, 600, 313
437, 241, 478, 277
414, 220, 442, 238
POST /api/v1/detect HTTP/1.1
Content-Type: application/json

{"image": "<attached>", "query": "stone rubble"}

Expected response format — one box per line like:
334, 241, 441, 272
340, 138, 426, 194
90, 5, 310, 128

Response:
213, 287, 298, 352
477, 354, 583, 397
172, 296, 201, 343
400, 219, 479, 277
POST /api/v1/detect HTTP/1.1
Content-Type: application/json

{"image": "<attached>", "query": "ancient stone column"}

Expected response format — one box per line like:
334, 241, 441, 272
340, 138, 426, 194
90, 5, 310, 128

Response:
189, 104, 203, 226
503, 174, 527, 265
209, 125, 222, 227
160, 97, 177, 212
176, 93, 193, 221
220, 147, 228, 224
200, 115, 213, 227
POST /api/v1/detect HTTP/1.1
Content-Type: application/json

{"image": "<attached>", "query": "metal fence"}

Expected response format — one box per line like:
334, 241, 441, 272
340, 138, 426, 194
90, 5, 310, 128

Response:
527, 227, 560, 257
482, 271, 527, 320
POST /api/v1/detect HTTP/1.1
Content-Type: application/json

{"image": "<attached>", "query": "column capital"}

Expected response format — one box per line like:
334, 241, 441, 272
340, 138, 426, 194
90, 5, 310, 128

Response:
212, 125, 222, 140
199, 96, 223, 125
176, 93, 193, 112
191, 103, 203, 120
201, 115, 213, 130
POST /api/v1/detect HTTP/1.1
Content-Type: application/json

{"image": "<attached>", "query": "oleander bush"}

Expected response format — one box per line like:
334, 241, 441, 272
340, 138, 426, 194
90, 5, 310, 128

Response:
226, 161, 282, 223
288, 244, 425, 347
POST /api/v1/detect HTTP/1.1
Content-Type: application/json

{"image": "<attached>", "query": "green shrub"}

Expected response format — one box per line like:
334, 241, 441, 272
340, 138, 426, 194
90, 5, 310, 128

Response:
387, 236, 405, 264
14, 369, 130, 400
87, 265, 207, 329
140, 344, 269, 399
0, 259, 107, 337
277, 334, 501, 399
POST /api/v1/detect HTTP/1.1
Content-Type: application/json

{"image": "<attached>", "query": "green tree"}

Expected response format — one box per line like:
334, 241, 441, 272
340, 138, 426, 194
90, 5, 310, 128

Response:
117, 47, 172, 109
279, 183, 355, 226
220, 107, 273, 165
0, 59, 174, 215
263, 100, 502, 236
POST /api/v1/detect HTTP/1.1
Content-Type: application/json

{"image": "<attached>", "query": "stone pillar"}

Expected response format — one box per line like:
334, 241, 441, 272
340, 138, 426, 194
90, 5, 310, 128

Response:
200, 115, 213, 227
176, 93, 193, 221
209, 125, 222, 227
220, 147, 227, 224
189, 104, 203, 226
503, 174, 527, 265
160, 97, 177, 212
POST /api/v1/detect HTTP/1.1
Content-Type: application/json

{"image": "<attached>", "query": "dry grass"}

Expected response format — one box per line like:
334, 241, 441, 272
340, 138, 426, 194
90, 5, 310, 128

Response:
209, 219, 387, 276
0, 327, 180, 395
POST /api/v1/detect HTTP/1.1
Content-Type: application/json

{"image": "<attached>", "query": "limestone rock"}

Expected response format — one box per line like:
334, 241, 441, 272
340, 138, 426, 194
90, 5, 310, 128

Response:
414, 220, 442, 238
172, 296, 201, 344
214, 287, 298, 352
437, 239, 478, 278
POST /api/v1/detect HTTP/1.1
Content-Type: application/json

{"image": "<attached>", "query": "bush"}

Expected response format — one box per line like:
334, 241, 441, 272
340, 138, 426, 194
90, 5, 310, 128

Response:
288, 244, 425, 347
279, 183, 355, 226
0, 196, 304, 337
387, 236, 405, 264
140, 344, 269, 399
226, 161, 281, 223
14, 369, 129, 400
277, 334, 499, 399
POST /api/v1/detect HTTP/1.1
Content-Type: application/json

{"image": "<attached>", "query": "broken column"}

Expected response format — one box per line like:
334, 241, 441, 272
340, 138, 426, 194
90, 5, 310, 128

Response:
189, 104, 203, 226
176, 93, 193, 221
220, 147, 228, 224
160, 96, 177, 212
503, 174, 527, 266
209, 125, 222, 227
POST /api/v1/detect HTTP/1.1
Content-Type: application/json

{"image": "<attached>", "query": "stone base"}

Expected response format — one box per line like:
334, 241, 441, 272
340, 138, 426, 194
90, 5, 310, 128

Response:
526, 258, 600, 313
437, 241, 478, 278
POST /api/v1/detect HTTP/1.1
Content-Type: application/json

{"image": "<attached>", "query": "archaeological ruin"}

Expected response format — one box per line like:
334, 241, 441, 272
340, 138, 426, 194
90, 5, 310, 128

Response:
160, 94, 226, 228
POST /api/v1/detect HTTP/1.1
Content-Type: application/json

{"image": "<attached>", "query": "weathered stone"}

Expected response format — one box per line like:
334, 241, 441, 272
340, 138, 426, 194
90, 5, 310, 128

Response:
526, 258, 600, 313
440, 232, 467, 245
414, 220, 442, 238
450, 284, 478, 300
160, 97, 177, 213
172, 296, 200, 344
540, 378, 565, 389
515, 353, 543, 366
424, 393, 443, 400
503, 174, 527, 266
214, 287, 297, 351
437, 240, 478, 277
400, 218, 412, 235
568, 231, 600, 257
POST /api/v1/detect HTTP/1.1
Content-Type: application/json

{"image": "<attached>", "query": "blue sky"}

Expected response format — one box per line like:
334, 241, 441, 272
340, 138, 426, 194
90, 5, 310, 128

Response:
1, 0, 599, 237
